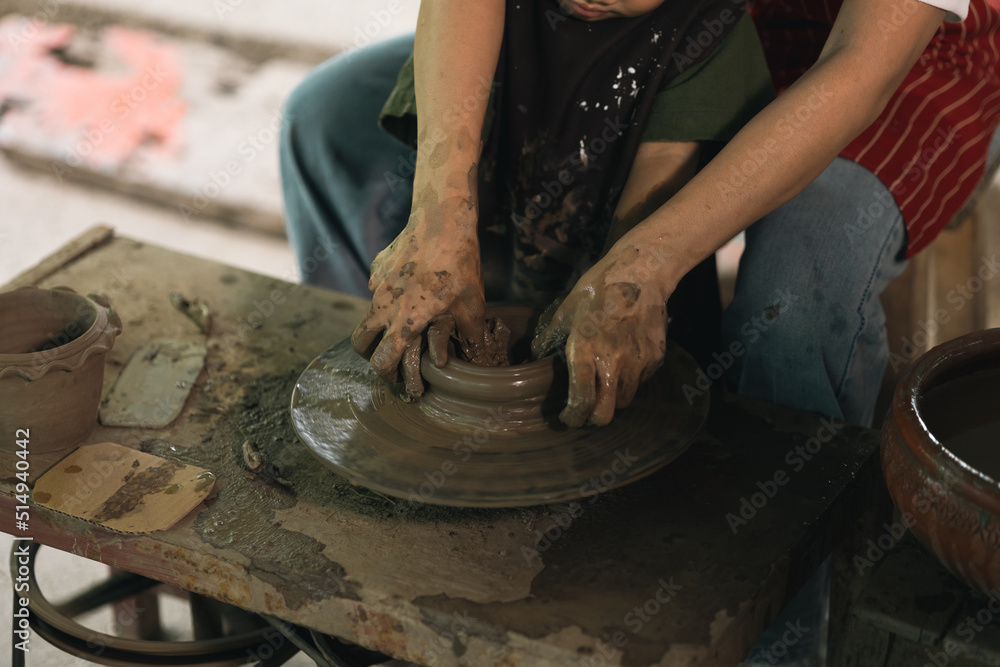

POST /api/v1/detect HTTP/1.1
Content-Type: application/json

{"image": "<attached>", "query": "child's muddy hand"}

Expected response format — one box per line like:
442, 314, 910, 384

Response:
351, 209, 486, 386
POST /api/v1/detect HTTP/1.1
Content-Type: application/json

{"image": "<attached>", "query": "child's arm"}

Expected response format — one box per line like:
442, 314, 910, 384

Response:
351, 0, 504, 391
534, 0, 945, 427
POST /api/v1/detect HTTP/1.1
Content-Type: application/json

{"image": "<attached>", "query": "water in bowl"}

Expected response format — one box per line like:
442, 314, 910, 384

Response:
921, 366, 1000, 481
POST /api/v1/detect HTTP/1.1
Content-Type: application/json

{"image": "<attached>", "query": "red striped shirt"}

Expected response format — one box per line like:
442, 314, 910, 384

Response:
748, 0, 1000, 256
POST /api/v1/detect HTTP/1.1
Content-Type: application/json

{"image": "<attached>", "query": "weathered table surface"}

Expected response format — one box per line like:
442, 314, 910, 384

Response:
0, 227, 884, 666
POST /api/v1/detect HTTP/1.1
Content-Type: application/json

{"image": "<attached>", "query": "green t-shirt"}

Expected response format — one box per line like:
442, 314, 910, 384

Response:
378, 13, 774, 149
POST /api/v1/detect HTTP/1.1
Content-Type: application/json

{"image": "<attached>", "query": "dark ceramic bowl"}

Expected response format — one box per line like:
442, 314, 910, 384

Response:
881, 328, 1000, 594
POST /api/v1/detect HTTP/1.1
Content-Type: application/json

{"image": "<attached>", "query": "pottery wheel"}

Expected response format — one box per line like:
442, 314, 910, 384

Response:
290, 339, 710, 507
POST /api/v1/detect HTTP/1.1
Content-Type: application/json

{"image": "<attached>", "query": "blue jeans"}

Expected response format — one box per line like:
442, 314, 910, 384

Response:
280, 35, 415, 298
721, 157, 909, 428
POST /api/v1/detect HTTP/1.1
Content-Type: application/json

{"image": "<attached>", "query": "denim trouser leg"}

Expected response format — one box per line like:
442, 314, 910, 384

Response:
280, 35, 416, 297
721, 157, 909, 428
725, 158, 909, 667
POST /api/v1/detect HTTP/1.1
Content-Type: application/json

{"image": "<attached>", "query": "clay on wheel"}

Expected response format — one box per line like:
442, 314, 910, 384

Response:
290, 306, 710, 507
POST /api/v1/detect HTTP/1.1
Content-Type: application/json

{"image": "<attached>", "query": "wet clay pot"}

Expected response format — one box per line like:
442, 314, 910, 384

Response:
419, 305, 566, 432
0, 287, 123, 454
881, 328, 1000, 595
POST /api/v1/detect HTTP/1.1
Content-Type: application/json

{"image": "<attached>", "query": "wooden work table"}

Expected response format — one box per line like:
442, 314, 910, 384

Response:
0, 227, 889, 666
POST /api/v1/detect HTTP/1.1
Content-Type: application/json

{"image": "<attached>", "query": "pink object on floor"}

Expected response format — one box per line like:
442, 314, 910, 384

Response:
0, 16, 185, 171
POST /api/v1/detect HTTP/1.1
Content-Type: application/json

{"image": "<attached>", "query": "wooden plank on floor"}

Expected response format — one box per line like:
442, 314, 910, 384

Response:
852, 537, 968, 645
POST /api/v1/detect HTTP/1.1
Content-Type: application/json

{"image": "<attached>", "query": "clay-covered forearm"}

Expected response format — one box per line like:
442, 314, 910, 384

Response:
412, 0, 504, 231
607, 0, 944, 293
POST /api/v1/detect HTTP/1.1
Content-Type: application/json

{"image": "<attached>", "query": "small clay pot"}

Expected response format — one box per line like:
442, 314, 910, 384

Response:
0, 287, 123, 453
881, 328, 1000, 595
419, 305, 566, 432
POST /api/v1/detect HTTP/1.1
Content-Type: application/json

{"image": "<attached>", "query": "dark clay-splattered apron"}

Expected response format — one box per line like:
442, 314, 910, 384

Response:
478, 0, 744, 307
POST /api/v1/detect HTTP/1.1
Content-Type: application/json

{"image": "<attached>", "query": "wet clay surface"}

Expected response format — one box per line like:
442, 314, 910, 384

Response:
921, 366, 1000, 480
0, 235, 885, 667
456, 316, 512, 367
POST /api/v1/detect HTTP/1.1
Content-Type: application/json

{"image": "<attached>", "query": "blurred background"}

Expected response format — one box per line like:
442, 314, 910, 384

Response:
0, 0, 421, 288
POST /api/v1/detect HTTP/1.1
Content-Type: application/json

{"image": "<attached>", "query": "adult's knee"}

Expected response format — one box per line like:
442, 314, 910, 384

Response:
722, 287, 850, 418
722, 285, 815, 361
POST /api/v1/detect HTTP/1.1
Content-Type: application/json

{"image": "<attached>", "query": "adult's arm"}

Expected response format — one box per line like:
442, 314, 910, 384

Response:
534, 0, 946, 426
533, 141, 701, 426
352, 0, 504, 390
623, 0, 944, 289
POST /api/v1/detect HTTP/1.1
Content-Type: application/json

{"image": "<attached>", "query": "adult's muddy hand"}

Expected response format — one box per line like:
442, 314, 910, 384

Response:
531, 253, 669, 428
351, 207, 487, 396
